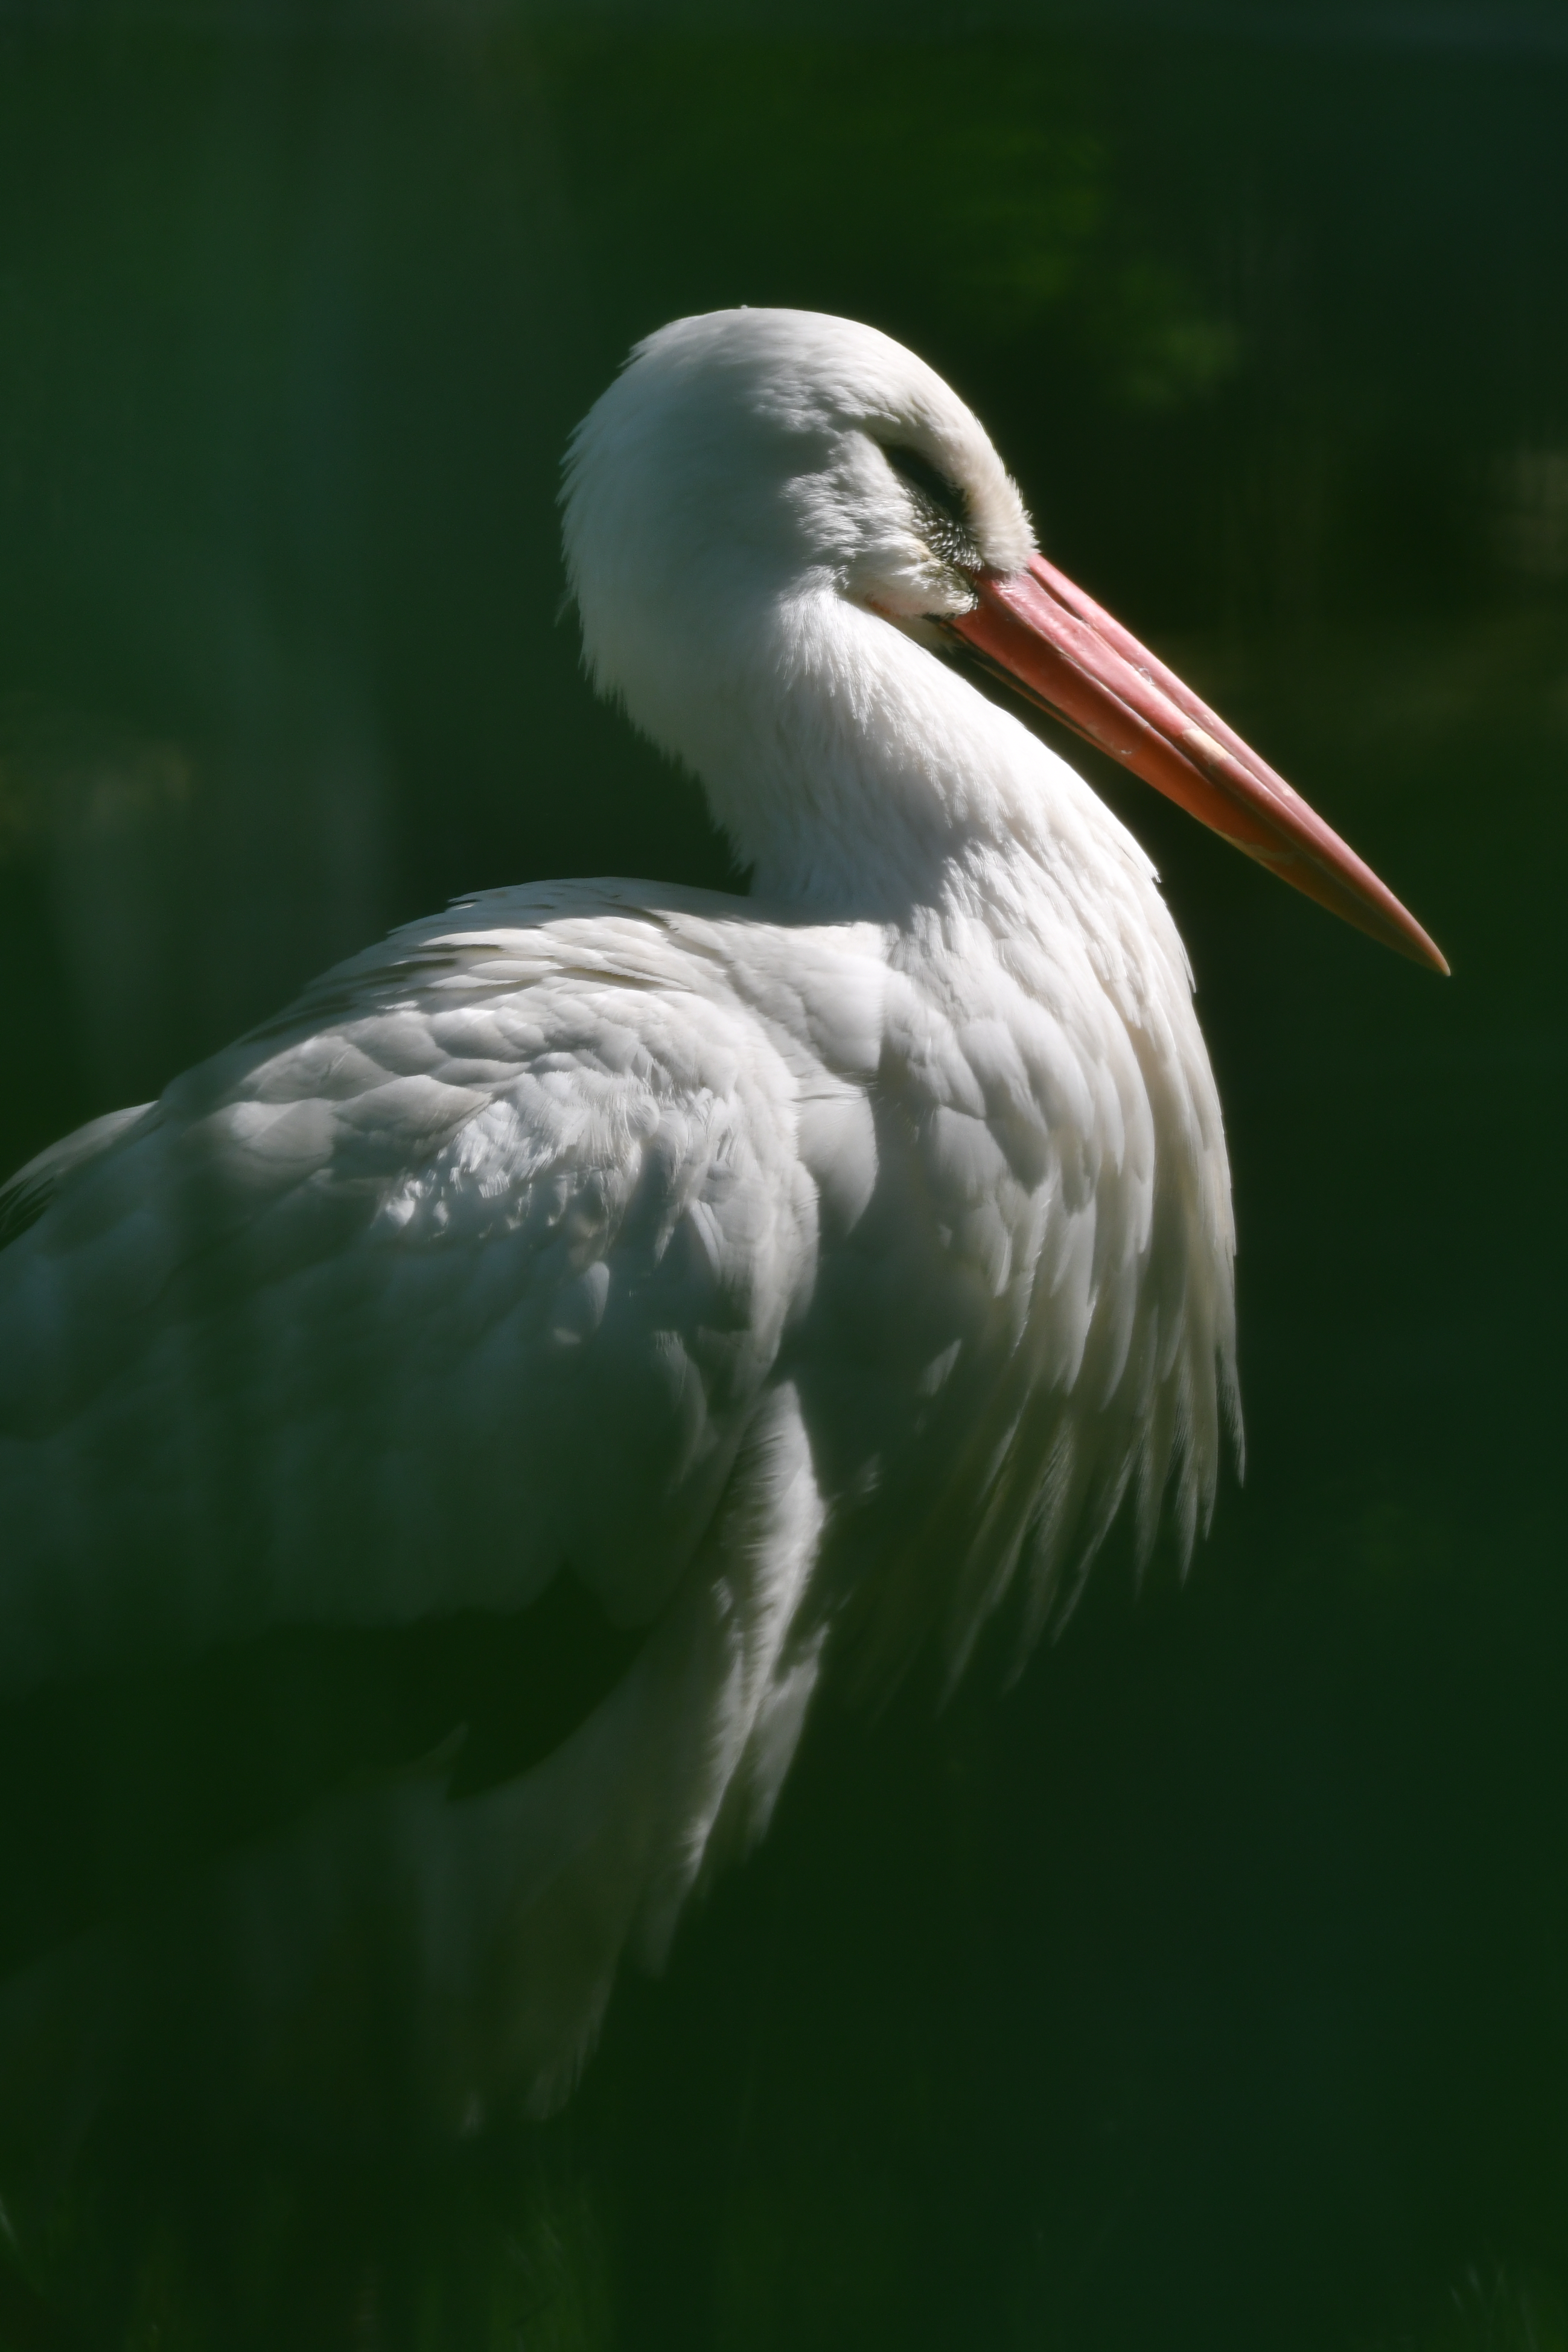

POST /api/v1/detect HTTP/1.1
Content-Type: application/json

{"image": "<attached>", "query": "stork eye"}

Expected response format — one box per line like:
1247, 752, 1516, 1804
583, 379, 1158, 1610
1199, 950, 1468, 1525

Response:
882, 444, 969, 529
881, 442, 981, 576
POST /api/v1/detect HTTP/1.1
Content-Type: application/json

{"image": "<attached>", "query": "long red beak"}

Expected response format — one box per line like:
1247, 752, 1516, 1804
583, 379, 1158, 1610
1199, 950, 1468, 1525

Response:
950, 554, 1448, 974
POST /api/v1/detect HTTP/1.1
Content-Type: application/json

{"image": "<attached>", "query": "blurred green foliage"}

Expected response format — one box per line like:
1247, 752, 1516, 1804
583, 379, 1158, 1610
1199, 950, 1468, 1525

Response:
516, 32, 1238, 404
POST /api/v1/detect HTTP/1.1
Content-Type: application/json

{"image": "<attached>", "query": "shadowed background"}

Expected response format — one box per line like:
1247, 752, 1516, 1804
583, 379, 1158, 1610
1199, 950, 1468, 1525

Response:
0, 2, 1565, 2344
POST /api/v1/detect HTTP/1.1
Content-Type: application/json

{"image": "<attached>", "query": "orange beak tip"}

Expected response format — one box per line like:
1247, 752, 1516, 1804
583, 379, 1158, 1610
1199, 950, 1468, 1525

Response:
952, 563, 1448, 981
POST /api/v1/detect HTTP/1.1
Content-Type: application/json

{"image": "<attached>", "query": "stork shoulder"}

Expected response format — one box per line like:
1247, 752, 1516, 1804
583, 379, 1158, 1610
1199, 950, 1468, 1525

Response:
0, 882, 840, 1686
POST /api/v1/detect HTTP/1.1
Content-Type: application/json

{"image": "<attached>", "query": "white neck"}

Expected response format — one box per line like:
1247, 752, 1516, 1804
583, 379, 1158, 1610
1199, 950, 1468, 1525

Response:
657, 591, 1178, 998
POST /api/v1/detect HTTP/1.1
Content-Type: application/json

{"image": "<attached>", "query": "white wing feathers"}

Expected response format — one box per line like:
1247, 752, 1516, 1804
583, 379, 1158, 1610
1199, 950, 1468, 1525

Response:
0, 884, 823, 1688
0, 875, 1233, 2114
0, 875, 1234, 1694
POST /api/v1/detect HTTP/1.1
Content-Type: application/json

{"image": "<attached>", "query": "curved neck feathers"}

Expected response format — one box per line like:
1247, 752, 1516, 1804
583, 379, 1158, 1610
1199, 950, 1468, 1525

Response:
598, 576, 1191, 1015
687, 596, 1029, 915
669, 591, 1153, 950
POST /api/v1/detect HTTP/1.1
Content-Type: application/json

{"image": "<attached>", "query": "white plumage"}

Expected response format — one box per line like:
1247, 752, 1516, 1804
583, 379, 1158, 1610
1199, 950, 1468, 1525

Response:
0, 309, 1435, 2123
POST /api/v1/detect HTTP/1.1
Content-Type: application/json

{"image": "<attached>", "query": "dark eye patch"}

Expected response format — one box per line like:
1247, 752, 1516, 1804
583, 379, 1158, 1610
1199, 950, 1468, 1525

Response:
882, 443, 968, 526
881, 442, 981, 573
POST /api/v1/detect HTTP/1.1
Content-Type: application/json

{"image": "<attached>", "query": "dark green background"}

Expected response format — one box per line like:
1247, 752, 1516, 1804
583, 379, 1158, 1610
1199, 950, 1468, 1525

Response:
0, 3, 1565, 2344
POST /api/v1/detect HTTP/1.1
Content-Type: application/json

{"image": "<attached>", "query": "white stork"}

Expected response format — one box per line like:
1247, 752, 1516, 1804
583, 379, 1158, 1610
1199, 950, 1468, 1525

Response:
0, 309, 1442, 2124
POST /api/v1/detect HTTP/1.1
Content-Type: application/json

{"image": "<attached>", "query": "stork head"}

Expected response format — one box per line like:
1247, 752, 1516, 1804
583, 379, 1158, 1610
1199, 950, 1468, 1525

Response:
563, 308, 1030, 656
563, 307, 1445, 970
